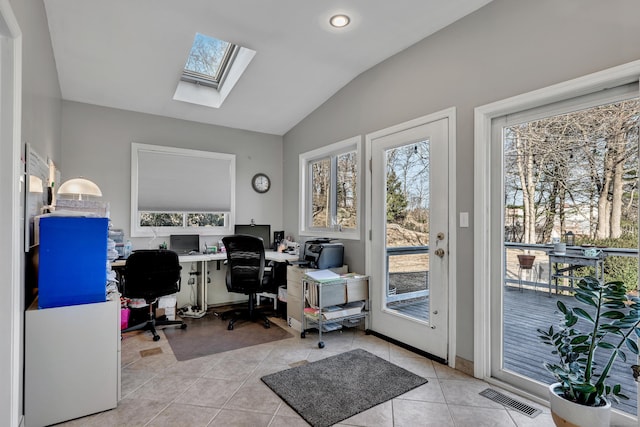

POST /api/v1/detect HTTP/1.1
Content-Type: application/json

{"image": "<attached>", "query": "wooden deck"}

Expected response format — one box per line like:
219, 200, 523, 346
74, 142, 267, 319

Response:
390, 286, 637, 416
388, 298, 429, 321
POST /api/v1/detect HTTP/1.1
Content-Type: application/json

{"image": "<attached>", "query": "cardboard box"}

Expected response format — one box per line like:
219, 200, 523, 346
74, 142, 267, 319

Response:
305, 281, 346, 307
346, 276, 368, 302
157, 295, 177, 308
164, 306, 176, 321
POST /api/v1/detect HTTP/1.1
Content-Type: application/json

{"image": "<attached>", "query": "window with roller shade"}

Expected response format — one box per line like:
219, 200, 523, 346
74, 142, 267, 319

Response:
131, 143, 235, 237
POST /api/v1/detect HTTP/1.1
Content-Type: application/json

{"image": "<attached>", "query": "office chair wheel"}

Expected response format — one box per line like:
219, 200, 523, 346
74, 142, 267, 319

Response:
180, 324, 187, 329
228, 323, 234, 331
318, 341, 325, 349
301, 331, 306, 339
153, 335, 160, 342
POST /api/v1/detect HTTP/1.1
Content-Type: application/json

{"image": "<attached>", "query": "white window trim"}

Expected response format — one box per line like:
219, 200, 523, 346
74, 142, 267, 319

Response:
131, 143, 236, 237
473, 60, 640, 414
299, 135, 361, 240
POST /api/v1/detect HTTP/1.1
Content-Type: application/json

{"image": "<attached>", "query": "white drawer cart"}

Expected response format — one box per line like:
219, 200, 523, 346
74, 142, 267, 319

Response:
300, 273, 369, 348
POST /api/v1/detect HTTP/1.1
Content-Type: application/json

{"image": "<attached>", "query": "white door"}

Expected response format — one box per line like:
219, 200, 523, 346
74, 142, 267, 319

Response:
368, 116, 450, 361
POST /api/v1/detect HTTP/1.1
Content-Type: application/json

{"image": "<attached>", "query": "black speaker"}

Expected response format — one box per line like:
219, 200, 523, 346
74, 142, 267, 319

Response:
273, 230, 284, 249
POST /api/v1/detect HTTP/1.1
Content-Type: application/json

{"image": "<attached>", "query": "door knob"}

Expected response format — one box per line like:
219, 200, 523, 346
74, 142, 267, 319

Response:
435, 248, 445, 258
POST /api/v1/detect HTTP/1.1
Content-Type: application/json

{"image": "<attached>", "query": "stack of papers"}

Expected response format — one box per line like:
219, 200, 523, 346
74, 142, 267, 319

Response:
322, 301, 365, 320
304, 269, 342, 283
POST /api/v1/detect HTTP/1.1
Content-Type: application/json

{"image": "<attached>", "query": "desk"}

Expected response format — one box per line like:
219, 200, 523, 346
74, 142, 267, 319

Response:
177, 250, 298, 317
114, 251, 298, 317
548, 250, 606, 296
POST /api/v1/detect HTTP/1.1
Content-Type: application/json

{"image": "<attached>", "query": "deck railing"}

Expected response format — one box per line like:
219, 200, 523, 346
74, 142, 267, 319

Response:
504, 242, 638, 292
386, 245, 429, 303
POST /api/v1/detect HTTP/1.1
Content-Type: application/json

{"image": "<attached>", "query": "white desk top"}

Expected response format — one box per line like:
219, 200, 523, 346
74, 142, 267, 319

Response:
178, 250, 298, 263
113, 250, 299, 265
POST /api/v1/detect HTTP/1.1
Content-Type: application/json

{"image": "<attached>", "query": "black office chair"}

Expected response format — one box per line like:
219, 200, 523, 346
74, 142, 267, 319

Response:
121, 249, 187, 341
221, 235, 274, 330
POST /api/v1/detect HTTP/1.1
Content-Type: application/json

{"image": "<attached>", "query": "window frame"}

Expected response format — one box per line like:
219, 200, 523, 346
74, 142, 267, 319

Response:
181, 33, 238, 90
299, 135, 361, 240
473, 59, 640, 412
131, 143, 236, 237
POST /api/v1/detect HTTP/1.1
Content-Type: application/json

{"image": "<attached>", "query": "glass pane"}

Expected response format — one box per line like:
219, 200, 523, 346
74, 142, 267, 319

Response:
502, 98, 640, 416
384, 140, 430, 321
336, 151, 357, 229
139, 212, 183, 227
311, 158, 331, 228
187, 213, 225, 227
184, 33, 231, 80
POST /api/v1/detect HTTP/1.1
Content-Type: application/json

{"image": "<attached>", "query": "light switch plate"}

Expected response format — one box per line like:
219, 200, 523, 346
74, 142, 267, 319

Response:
460, 212, 469, 228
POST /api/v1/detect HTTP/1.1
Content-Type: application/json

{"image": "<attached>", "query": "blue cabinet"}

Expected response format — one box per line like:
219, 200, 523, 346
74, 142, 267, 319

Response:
38, 216, 108, 308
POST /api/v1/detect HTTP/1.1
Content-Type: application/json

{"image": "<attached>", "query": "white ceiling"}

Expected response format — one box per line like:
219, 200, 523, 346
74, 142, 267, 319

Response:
43, 0, 492, 136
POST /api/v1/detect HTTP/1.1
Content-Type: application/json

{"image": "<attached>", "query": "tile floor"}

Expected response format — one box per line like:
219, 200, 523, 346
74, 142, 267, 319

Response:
57, 317, 555, 426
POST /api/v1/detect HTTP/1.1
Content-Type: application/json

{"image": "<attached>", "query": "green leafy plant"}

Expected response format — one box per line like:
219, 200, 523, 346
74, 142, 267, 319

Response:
538, 276, 640, 407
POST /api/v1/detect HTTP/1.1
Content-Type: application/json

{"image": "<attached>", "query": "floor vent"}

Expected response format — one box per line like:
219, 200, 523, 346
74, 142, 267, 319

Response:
479, 388, 541, 418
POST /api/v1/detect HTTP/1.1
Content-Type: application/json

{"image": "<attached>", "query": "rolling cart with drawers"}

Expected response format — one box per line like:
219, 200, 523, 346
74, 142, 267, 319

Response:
300, 271, 369, 348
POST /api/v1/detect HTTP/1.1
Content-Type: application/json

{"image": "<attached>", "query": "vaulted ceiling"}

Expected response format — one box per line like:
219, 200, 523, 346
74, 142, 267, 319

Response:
44, 0, 492, 135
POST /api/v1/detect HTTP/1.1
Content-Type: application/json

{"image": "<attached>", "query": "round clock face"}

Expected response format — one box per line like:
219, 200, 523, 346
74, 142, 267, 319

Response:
251, 173, 270, 193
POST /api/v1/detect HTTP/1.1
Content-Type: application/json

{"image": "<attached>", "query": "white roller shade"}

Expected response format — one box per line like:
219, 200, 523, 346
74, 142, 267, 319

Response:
135, 144, 234, 212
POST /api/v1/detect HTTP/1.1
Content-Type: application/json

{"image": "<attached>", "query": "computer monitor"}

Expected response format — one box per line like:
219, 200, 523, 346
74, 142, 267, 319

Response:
234, 224, 271, 249
169, 234, 200, 254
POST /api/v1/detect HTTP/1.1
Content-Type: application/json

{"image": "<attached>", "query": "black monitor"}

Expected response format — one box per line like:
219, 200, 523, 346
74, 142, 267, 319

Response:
234, 224, 271, 249
169, 234, 200, 254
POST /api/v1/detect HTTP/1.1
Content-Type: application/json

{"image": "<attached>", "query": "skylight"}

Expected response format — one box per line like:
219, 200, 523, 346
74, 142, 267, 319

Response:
173, 33, 256, 109
181, 33, 237, 89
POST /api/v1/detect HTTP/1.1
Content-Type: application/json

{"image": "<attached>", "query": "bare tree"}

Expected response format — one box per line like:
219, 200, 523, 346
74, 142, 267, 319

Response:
504, 98, 639, 243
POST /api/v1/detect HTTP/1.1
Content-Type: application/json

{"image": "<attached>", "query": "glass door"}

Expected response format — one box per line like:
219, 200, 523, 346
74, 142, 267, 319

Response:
492, 95, 640, 416
369, 116, 449, 360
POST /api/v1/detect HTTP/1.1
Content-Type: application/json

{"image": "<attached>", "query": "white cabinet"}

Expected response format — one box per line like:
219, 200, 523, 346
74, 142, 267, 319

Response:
24, 298, 120, 427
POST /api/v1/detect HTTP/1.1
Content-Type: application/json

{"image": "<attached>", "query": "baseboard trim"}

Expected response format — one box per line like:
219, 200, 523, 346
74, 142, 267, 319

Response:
454, 356, 474, 377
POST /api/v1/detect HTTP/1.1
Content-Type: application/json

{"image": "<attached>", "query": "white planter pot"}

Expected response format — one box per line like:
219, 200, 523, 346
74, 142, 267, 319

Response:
548, 383, 611, 427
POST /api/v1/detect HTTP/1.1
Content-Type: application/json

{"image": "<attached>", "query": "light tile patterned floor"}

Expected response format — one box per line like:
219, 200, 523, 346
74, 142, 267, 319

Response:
56, 317, 555, 426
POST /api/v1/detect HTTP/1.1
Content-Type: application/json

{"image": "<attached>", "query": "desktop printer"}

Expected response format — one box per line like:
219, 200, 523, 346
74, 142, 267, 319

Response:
303, 239, 344, 269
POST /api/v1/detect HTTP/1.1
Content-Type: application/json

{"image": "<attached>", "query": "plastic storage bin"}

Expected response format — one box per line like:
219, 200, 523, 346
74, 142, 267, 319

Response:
38, 216, 108, 308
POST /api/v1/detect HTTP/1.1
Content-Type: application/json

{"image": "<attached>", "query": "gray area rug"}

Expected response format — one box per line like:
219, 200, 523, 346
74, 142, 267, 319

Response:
163, 313, 291, 361
261, 348, 427, 427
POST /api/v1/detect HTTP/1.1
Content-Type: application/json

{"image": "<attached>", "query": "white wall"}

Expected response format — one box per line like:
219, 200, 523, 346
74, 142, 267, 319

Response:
60, 101, 286, 250
282, 0, 640, 362
2, 0, 62, 425
11, 0, 62, 160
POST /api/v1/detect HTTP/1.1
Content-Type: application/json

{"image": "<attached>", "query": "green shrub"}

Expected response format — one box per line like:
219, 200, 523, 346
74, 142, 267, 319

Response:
577, 233, 638, 292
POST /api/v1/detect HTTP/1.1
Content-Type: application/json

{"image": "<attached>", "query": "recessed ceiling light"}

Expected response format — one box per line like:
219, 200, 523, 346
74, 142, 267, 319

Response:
330, 14, 350, 28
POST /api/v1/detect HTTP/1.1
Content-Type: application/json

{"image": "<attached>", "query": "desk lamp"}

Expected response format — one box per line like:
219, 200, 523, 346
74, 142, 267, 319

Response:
57, 177, 102, 200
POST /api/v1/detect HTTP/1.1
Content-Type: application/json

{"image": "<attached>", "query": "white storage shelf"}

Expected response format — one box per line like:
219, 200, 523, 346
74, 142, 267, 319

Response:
301, 274, 369, 348
24, 298, 120, 427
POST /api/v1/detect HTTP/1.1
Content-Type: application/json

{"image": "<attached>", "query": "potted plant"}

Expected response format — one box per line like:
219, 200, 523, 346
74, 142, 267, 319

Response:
537, 276, 640, 427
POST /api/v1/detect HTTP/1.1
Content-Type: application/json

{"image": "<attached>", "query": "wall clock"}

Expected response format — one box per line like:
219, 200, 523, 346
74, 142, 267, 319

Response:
251, 173, 271, 193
